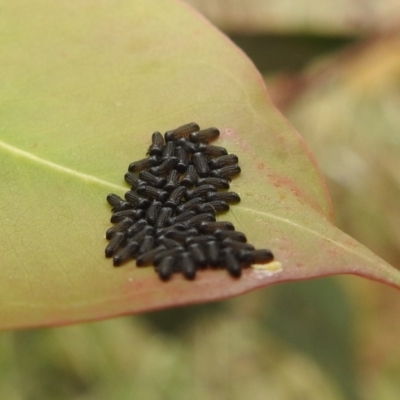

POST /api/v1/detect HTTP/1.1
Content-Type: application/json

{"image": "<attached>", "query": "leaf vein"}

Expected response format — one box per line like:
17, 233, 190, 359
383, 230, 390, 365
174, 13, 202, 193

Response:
0, 139, 125, 191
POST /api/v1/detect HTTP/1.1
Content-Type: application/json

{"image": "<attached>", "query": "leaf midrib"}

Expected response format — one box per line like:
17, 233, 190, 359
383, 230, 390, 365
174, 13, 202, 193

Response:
3, 137, 399, 284
0, 138, 125, 191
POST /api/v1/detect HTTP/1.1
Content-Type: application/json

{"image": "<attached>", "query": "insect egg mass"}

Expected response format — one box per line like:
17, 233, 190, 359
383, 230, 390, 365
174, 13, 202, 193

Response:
105, 123, 274, 281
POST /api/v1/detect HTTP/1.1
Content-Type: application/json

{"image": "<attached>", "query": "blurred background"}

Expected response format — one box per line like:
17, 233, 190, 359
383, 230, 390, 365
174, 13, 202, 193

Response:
1, 1, 400, 399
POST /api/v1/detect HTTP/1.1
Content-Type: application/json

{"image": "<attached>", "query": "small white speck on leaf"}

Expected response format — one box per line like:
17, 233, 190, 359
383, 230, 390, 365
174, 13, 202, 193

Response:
251, 261, 282, 278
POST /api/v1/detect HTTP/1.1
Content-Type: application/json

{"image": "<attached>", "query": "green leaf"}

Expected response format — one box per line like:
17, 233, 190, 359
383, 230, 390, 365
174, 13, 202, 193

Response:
1, 0, 399, 330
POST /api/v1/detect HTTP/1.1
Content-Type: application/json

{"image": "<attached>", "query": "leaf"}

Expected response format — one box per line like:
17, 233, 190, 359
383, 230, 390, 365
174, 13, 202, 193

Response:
184, 0, 400, 35
0, 0, 399, 331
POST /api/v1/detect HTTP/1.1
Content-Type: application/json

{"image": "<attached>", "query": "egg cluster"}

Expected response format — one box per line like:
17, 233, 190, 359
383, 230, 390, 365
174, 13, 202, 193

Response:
105, 123, 274, 280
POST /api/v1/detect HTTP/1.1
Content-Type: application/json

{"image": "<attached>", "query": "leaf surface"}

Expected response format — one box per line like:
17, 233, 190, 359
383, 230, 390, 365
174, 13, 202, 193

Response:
1, 0, 399, 330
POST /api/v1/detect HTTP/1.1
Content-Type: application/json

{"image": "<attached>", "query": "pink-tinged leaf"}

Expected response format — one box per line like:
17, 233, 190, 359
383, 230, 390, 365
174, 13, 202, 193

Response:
0, 0, 399, 331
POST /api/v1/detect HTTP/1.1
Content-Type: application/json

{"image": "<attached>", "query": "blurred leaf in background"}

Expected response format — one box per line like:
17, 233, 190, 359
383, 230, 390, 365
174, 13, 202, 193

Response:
185, 0, 400, 35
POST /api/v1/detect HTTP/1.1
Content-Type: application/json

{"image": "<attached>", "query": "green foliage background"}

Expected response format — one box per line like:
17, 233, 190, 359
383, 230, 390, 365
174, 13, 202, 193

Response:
1, 0, 400, 399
